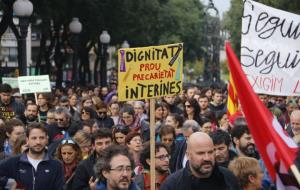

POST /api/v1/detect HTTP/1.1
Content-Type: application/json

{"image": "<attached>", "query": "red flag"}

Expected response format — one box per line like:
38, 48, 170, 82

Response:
226, 42, 300, 188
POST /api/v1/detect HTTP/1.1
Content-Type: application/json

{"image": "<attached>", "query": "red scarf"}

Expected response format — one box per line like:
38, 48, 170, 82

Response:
64, 161, 77, 180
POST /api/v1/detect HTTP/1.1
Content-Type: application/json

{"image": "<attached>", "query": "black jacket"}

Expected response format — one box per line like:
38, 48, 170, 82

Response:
170, 140, 187, 173
161, 162, 240, 190
72, 151, 97, 190
97, 117, 114, 129
0, 97, 25, 121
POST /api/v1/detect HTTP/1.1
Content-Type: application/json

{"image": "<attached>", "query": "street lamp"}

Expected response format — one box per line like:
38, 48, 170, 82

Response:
202, 0, 221, 84
13, 0, 33, 76
69, 17, 82, 86
121, 40, 130, 48
99, 30, 110, 87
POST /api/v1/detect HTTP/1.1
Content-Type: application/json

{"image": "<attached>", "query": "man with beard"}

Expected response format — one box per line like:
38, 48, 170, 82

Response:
72, 128, 112, 190
0, 122, 64, 189
210, 129, 237, 168
22, 103, 39, 125
161, 132, 239, 190
231, 117, 259, 159
0, 84, 25, 121
92, 145, 139, 190
135, 142, 170, 190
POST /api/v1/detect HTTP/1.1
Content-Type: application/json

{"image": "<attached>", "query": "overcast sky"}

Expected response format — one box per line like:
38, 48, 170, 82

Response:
201, 0, 231, 18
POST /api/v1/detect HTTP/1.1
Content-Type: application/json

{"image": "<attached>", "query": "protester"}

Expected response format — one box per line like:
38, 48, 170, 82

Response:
22, 103, 39, 125
1, 119, 25, 160
209, 89, 226, 113
162, 95, 183, 115
46, 108, 56, 125
73, 130, 92, 159
135, 142, 170, 190
0, 122, 64, 190
161, 132, 240, 190
164, 113, 184, 141
159, 125, 176, 150
210, 129, 237, 168
216, 110, 231, 132
231, 117, 259, 159
112, 124, 130, 145
92, 145, 139, 190
198, 94, 210, 115
125, 132, 143, 174
37, 93, 53, 122
200, 117, 213, 134
228, 157, 264, 190
72, 128, 112, 190
0, 83, 25, 121
108, 101, 121, 125
183, 98, 201, 124
55, 138, 83, 190
96, 103, 114, 128
290, 110, 300, 145
170, 120, 200, 172
81, 106, 98, 121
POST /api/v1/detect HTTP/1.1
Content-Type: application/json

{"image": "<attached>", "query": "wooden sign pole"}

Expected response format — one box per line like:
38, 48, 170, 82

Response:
150, 99, 156, 190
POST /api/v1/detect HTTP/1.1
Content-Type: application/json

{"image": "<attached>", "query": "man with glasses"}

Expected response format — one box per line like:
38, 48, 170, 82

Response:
96, 103, 114, 129
135, 142, 170, 190
92, 145, 139, 190
48, 107, 80, 143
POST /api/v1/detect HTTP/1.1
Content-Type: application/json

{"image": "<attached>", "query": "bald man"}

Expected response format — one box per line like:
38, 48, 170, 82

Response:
161, 132, 239, 190
290, 110, 300, 145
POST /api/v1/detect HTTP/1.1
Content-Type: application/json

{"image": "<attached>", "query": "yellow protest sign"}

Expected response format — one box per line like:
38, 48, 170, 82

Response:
118, 43, 183, 101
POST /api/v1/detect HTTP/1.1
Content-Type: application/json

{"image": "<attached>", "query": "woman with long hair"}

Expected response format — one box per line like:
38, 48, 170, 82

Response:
55, 139, 82, 190
183, 98, 201, 124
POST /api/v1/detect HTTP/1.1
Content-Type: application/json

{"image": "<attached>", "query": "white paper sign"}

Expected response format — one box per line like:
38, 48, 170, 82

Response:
2, 77, 19, 88
241, 0, 300, 96
18, 75, 51, 94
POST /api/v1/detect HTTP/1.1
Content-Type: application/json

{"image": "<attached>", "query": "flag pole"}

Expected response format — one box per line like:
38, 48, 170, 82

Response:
290, 164, 300, 186
150, 99, 156, 190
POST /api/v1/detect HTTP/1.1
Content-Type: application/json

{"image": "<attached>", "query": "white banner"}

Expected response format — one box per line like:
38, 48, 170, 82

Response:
2, 77, 19, 88
18, 75, 51, 94
241, 0, 300, 96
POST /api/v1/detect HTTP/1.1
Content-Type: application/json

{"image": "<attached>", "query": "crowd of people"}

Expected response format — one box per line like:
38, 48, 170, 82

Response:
0, 81, 300, 190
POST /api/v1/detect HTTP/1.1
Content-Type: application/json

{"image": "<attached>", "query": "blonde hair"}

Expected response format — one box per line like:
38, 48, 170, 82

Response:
228, 157, 260, 188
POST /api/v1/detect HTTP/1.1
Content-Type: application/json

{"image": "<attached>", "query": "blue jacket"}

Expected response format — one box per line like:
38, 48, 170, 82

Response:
0, 152, 64, 190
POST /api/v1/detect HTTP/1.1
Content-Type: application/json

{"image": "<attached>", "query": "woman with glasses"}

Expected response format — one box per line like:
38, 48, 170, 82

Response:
81, 107, 98, 121
112, 124, 130, 145
55, 139, 82, 190
183, 98, 201, 124
96, 103, 114, 129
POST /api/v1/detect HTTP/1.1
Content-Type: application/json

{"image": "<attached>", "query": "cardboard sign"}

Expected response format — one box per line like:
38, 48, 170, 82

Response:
18, 75, 51, 94
118, 43, 183, 101
241, 0, 300, 96
2, 77, 19, 88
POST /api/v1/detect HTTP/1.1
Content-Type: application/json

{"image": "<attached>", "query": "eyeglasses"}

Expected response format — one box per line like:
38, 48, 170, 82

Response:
81, 111, 90, 115
55, 118, 65, 122
110, 166, 132, 173
61, 139, 75, 145
155, 154, 170, 161
98, 111, 106, 115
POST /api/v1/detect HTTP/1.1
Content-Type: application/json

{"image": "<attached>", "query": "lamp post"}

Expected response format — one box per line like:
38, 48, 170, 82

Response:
121, 40, 130, 49
202, 0, 221, 84
69, 17, 82, 86
99, 30, 110, 87
13, 0, 33, 76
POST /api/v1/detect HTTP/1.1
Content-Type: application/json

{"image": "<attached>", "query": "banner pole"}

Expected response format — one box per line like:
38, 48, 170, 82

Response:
290, 164, 300, 186
34, 93, 41, 122
150, 99, 156, 190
